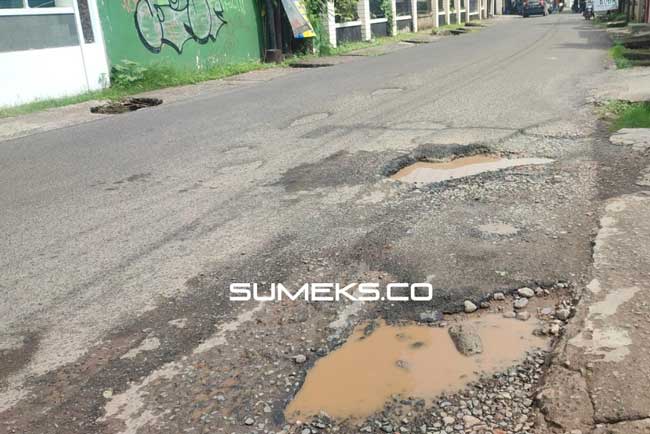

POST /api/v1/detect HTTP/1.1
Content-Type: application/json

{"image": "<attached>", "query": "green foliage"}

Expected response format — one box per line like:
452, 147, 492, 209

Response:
380, 0, 394, 34
305, 0, 332, 55
335, 0, 359, 22
305, 0, 328, 16
598, 100, 650, 131
595, 11, 627, 22
612, 102, 650, 130
111, 60, 148, 89
609, 44, 632, 69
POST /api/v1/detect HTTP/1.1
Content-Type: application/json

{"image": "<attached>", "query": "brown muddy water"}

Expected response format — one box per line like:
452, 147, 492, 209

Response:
285, 315, 547, 422
390, 155, 553, 184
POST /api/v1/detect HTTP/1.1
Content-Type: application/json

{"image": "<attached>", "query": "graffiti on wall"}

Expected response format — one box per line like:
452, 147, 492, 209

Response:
135, 0, 227, 54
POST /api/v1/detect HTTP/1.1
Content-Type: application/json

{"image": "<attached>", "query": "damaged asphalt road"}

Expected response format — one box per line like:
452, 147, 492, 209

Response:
1, 13, 649, 434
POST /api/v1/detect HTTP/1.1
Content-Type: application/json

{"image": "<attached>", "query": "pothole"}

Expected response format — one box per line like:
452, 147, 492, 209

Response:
90, 97, 162, 114
289, 61, 335, 68
390, 155, 553, 184
290, 112, 330, 127
285, 314, 547, 422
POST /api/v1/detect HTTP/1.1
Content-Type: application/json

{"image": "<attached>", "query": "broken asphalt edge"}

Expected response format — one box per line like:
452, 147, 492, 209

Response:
534, 191, 650, 434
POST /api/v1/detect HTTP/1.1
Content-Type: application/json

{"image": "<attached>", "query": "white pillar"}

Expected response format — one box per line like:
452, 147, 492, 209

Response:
357, 0, 372, 40
323, 0, 337, 47
432, 0, 440, 27
444, 0, 450, 24
390, 0, 398, 34
455, 0, 461, 22
411, 0, 418, 31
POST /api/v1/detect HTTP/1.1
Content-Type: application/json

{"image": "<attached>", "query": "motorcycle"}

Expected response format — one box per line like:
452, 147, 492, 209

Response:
583, 0, 594, 19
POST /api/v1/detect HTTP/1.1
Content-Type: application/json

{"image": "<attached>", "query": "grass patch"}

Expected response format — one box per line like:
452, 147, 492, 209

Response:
309, 24, 477, 58
431, 23, 467, 33
286, 30, 423, 62
0, 91, 110, 118
612, 102, 650, 130
609, 43, 632, 69
594, 11, 627, 25
599, 100, 650, 130
317, 30, 429, 56
320, 38, 384, 56
0, 61, 274, 119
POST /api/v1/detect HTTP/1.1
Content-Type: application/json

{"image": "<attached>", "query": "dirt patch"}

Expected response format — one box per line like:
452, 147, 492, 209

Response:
285, 314, 547, 421
90, 98, 162, 114
478, 222, 520, 236
0, 332, 40, 383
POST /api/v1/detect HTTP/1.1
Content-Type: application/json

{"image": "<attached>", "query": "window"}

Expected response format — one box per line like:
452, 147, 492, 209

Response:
0, 0, 25, 7
396, 0, 412, 15
0, 0, 72, 8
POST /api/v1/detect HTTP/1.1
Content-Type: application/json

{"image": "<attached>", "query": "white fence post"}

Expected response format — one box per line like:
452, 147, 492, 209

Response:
390, 0, 398, 34
357, 0, 372, 40
432, 0, 440, 27
323, 0, 337, 47
445, 0, 450, 24
411, 0, 418, 31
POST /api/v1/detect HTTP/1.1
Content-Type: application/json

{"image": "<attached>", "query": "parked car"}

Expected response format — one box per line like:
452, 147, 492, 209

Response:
522, 0, 548, 16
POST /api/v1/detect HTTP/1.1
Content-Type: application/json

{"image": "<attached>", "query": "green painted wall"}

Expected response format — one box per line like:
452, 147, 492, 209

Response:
97, 0, 264, 68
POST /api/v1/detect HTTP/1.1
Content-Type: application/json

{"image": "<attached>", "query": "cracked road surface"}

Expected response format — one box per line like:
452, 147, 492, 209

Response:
1, 13, 648, 434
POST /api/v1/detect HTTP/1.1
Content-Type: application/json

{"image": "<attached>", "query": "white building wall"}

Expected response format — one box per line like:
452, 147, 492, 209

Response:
0, 46, 89, 107
0, 0, 109, 108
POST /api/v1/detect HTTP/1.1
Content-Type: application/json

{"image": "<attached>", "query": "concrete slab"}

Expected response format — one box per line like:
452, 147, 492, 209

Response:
536, 366, 595, 433
637, 165, 650, 186
0, 101, 110, 143
610, 128, 650, 152
539, 192, 650, 432
592, 419, 650, 434
566, 193, 650, 423
590, 68, 650, 103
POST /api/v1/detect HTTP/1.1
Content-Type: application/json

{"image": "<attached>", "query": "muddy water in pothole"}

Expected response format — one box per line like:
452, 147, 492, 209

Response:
285, 315, 547, 421
390, 155, 553, 184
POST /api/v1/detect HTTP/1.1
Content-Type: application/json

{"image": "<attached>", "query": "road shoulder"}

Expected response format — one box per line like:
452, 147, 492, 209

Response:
537, 191, 650, 434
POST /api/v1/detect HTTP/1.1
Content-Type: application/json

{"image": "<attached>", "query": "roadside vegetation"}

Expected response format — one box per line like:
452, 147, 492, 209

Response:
609, 43, 633, 69
0, 61, 273, 119
1, 18, 484, 119
431, 23, 469, 33
599, 100, 650, 130
594, 11, 627, 27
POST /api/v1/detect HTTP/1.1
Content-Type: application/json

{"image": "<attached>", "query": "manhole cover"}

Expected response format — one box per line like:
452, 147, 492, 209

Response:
90, 97, 162, 114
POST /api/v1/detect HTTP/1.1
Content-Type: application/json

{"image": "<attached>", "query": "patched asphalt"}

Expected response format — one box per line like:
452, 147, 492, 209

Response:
1, 13, 649, 434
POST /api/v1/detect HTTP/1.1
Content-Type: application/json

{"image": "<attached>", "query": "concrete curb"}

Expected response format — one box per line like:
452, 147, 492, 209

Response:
536, 191, 650, 434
